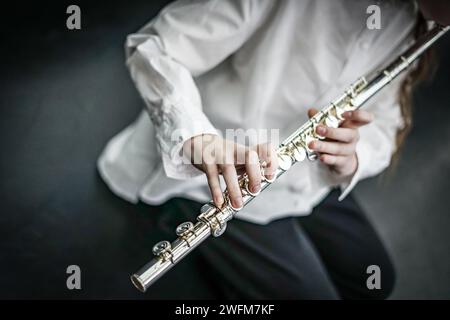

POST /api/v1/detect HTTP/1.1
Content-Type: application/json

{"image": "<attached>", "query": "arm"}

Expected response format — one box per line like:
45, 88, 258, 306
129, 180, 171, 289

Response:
125, 0, 274, 180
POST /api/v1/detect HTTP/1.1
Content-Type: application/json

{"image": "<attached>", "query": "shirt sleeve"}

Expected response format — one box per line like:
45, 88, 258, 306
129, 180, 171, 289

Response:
125, 0, 274, 179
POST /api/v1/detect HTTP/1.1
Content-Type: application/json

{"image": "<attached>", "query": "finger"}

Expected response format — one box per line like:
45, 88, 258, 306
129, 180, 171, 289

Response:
199, 134, 217, 165
255, 143, 278, 180
342, 110, 374, 124
245, 150, 261, 194
233, 143, 247, 166
319, 154, 348, 167
308, 108, 319, 119
204, 164, 224, 207
316, 125, 359, 143
221, 164, 243, 209
309, 140, 355, 156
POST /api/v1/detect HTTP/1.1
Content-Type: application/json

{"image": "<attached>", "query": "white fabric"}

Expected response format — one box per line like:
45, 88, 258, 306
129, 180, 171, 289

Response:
98, 0, 417, 224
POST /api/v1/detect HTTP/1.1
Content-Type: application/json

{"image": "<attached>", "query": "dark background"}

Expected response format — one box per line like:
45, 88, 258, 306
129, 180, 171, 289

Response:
0, 1, 449, 299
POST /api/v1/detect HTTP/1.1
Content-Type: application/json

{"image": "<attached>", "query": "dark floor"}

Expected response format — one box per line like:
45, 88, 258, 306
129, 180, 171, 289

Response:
0, 1, 449, 299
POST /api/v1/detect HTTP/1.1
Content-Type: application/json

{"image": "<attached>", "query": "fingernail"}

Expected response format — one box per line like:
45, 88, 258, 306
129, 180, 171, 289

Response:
234, 198, 243, 208
251, 184, 260, 193
317, 126, 326, 135
345, 111, 353, 118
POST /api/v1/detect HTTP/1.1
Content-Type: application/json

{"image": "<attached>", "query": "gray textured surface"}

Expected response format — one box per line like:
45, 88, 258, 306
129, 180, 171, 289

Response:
0, 1, 449, 299
355, 40, 450, 298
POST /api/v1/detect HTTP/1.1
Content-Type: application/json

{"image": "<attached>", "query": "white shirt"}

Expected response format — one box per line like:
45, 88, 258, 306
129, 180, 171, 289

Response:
98, 0, 416, 224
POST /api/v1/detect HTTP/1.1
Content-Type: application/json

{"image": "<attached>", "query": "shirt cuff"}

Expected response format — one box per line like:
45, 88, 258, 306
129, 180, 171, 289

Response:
160, 111, 219, 180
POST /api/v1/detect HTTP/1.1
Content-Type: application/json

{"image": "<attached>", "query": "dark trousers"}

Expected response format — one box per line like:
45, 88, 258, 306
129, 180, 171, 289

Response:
158, 189, 395, 299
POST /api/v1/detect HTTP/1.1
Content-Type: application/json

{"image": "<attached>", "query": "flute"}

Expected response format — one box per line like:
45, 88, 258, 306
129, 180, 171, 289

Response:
131, 24, 449, 292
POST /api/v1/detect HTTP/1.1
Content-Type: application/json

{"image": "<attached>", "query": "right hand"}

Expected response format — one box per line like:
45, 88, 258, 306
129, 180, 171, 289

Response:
182, 134, 278, 209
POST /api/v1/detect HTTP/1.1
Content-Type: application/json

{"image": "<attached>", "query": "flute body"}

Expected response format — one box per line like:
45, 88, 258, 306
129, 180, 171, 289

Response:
131, 24, 449, 293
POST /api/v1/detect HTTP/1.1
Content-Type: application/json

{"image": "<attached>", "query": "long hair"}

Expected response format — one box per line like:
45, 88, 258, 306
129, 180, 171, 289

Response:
393, 12, 437, 163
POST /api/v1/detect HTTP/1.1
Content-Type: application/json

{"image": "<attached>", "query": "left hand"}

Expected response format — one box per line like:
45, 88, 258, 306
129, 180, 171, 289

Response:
307, 108, 374, 178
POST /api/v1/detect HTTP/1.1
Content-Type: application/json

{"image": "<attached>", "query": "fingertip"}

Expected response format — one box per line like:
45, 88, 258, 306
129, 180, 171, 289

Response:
263, 163, 276, 179
264, 167, 275, 177
316, 125, 327, 135
233, 197, 243, 209
251, 183, 261, 193
308, 108, 318, 118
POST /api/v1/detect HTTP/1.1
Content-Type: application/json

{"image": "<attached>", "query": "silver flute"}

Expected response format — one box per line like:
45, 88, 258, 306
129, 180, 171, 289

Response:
131, 24, 449, 292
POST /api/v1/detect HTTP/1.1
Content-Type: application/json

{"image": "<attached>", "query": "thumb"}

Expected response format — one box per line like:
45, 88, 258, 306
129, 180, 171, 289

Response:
308, 108, 319, 118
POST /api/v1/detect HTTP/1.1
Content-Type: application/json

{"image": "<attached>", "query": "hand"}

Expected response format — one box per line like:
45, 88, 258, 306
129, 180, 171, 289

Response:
307, 108, 374, 177
183, 134, 278, 209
